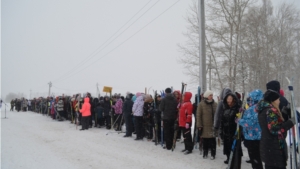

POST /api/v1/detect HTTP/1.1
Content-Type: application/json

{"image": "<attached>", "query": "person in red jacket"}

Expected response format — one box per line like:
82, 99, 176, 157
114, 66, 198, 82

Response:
80, 97, 91, 131
179, 92, 193, 155
174, 90, 182, 140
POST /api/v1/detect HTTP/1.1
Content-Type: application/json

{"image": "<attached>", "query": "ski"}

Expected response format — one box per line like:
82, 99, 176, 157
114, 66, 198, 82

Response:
227, 92, 247, 169
289, 130, 292, 169
172, 82, 186, 151
292, 126, 298, 169
161, 111, 164, 147
193, 86, 201, 149
76, 94, 81, 130
286, 77, 300, 168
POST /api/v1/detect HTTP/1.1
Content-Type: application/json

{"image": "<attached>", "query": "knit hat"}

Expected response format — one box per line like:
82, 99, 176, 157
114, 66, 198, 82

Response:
203, 90, 213, 98
144, 94, 151, 99
266, 80, 280, 93
264, 89, 280, 103
235, 92, 241, 100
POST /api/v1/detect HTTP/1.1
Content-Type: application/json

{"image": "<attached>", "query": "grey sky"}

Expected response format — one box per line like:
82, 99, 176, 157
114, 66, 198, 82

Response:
1, 0, 299, 99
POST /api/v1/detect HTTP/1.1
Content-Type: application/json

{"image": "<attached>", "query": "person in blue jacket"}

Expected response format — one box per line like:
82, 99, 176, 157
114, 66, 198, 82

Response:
239, 89, 263, 169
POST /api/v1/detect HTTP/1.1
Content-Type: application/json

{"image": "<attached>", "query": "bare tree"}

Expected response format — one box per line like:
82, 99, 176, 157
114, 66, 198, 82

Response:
179, 0, 300, 105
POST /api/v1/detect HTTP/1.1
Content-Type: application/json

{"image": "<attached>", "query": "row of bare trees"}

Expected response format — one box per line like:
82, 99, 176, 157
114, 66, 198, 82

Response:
179, 0, 300, 105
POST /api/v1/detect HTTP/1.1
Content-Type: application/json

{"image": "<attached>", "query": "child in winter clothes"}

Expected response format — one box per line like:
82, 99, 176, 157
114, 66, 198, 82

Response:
95, 102, 104, 128
112, 95, 123, 131
239, 89, 263, 169
179, 92, 193, 155
80, 97, 91, 131
133, 94, 144, 140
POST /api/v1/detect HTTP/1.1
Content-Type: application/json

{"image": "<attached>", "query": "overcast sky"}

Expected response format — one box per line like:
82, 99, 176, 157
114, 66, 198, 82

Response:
1, 0, 300, 99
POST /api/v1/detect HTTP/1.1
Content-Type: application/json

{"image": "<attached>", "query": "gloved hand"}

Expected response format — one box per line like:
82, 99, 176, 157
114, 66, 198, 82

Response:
185, 123, 189, 129
282, 104, 291, 120
213, 128, 218, 137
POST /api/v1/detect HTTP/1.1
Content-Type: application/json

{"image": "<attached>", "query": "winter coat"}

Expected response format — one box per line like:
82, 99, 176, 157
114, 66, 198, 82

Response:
95, 105, 104, 118
75, 101, 80, 112
16, 100, 21, 108
173, 90, 181, 103
123, 97, 134, 116
50, 103, 55, 115
220, 92, 241, 155
72, 100, 77, 111
103, 99, 111, 116
214, 88, 232, 129
178, 92, 193, 127
196, 99, 217, 138
132, 96, 144, 117
86, 96, 94, 114
57, 100, 64, 112
256, 100, 294, 168
143, 102, 151, 117
132, 95, 137, 102
22, 100, 27, 108
80, 97, 91, 117
112, 98, 123, 115
238, 89, 263, 140
159, 93, 178, 120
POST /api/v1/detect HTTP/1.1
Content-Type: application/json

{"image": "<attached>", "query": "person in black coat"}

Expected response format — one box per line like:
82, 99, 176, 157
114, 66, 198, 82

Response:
103, 96, 111, 129
159, 88, 178, 150
257, 90, 295, 169
220, 92, 242, 167
152, 94, 162, 144
123, 93, 134, 137
266, 80, 289, 120
93, 97, 99, 127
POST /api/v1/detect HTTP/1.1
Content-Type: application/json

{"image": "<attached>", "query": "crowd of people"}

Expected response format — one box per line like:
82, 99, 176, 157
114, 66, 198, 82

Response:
8, 80, 299, 169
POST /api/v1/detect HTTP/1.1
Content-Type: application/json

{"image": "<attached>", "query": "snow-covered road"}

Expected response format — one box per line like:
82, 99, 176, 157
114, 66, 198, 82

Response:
2, 110, 254, 169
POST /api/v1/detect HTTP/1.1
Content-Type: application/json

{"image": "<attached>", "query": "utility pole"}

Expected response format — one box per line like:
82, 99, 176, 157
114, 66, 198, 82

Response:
209, 55, 212, 90
30, 89, 32, 99
96, 83, 100, 98
48, 82, 52, 97
199, 0, 206, 92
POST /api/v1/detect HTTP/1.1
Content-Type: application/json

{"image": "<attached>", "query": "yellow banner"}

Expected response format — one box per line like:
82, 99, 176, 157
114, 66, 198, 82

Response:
103, 86, 112, 93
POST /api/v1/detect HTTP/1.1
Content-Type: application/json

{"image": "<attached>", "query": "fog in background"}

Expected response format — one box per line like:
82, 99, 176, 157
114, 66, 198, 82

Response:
2, 0, 299, 101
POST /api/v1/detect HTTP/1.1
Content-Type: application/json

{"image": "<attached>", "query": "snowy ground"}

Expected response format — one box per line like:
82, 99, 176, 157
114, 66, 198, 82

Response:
0, 107, 263, 169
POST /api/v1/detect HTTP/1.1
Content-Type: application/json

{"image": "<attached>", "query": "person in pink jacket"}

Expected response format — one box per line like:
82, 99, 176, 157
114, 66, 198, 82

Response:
80, 97, 91, 131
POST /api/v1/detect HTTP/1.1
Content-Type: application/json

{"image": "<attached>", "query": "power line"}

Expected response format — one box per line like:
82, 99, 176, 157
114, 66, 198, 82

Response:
52, 0, 156, 83
53, 83, 138, 93
52, 84, 95, 92
55, 0, 181, 83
